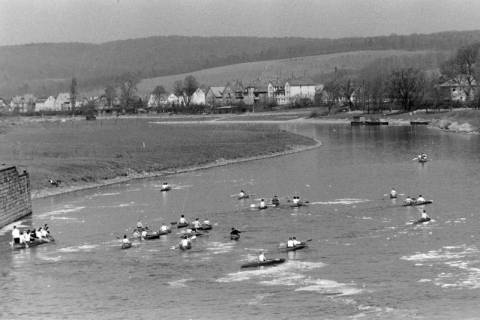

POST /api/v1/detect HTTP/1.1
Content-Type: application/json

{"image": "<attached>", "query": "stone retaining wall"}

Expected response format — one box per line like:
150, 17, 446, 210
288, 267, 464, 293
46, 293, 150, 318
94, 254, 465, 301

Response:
0, 166, 32, 228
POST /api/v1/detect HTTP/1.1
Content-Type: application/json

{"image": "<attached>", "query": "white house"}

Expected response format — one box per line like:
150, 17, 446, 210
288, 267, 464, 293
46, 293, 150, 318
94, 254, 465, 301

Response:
439, 76, 477, 102
35, 96, 57, 111
190, 88, 206, 105
285, 79, 316, 103
55, 93, 71, 111
267, 80, 288, 105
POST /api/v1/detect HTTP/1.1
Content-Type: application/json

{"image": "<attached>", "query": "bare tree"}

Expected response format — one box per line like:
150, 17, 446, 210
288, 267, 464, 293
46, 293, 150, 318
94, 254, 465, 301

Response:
70, 77, 77, 114
118, 73, 139, 112
183, 75, 199, 105
389, 68, 425, 111
104, 85, 116, 108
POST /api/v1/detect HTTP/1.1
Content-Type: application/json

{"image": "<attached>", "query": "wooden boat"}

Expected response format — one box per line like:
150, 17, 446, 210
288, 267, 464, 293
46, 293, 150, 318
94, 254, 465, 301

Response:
402, 200, 433, 207
198, 224, 212, 231
241, 258, 286, 269
177, 222, 189, 229
121, 242, 132, 249
11, 236, 55, 250
143, 232, 160, 240
284, 243, 308, 252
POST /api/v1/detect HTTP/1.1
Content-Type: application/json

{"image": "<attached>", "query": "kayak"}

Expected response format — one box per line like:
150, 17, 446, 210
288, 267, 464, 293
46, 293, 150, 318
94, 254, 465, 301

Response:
390, 194, 397, 199
121, 242, 132, 249
241, 258, 286, 269
284, 243, 307, 252
238, 195, 250, 200
160, 186, 171, 192
157, 229, 171, 236
413, 217, 431, 225
179, 243, 192, 250
418, 158, 428, 163
230, 234, 240, 241
403, 200, 433, 206
11, 237, 55, 250
177, 222, 189, 229
290, 202, 307, 208
144, 232, 160, 240
198, 224, 212, 231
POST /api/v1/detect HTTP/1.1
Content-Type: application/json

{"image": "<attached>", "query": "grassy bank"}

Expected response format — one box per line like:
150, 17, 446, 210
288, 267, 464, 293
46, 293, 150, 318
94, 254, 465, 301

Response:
0, 117, 316, 195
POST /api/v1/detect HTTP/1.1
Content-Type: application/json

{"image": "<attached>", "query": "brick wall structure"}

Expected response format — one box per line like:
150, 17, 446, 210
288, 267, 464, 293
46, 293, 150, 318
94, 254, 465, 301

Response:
0, 166, 32, 228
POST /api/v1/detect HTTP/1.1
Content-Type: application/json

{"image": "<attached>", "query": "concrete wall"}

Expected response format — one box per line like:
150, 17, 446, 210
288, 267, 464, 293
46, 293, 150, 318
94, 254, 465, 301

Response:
0, 166, 32, 228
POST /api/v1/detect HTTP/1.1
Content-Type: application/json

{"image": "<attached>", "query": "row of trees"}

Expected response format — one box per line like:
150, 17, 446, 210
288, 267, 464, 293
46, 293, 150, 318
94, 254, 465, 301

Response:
322, 42, 480, 113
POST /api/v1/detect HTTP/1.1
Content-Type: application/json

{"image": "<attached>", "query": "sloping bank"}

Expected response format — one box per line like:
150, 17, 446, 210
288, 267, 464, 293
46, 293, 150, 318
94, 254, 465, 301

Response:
24, 120, 320, 199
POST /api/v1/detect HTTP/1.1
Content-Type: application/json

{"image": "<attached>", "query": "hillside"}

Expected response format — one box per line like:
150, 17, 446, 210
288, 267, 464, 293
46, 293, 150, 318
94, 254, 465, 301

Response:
0, 30, 479, 97
136, 50, 450, 96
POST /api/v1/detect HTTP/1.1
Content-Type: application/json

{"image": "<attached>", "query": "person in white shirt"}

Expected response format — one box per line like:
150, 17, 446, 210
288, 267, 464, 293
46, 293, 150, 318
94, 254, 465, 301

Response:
25, 230, 31, 243
136, 220, 144, 229
259, 199, 266, 209
41, 228, 48, 238
292, 237, 301, 246
287, 237, 294, 248
122, 235, 130, 244
404, 196, 414, 205
141, 230, 148, 239
36, 228, 42, 239
203, 220, 210, 226
416, 195, 425, 203
192, 218, 201, 229
160, 224, 169, 232
180, 236, 191, 249
390, 189, 397, 198
292, 196, 300, 205
258, 251, 266, 262
421, 210, 430, 220
239, 190, 247, 199
19, 231, 26, 244
11, 226, 20, 244
179, 215, 187, 224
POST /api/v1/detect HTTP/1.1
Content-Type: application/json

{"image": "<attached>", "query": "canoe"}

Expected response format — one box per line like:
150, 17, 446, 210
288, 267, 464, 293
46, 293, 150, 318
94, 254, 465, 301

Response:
238, 195, 250, 200
179, 243, 192, 250
177, 222, 189, 229
121, 242, 132, 249
230, 234, 240, 241
418, 158, 428, 163
198, 224, 212, 231
11, 237, 55, 250
284, 243, 307, 252
290, 202, 307, 208
241, 258, 286, 269
413, 217, 431, 225
402, 200, 433, 206
144, 233, 160, 240
389, 194, 397, 199
160, 186, 171, 192
157, 229, 171, 235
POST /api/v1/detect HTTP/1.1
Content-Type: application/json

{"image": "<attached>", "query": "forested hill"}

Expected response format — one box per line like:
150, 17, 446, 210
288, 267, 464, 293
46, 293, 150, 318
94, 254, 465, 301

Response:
1, 30, 480, 97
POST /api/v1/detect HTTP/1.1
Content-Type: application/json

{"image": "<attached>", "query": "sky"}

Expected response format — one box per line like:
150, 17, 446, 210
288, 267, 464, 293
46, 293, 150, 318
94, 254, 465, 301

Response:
1, 0, 480, 46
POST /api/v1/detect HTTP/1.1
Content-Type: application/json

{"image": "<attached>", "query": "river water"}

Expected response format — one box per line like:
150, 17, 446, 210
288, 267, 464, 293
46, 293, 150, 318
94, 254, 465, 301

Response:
1, 123, 480, 320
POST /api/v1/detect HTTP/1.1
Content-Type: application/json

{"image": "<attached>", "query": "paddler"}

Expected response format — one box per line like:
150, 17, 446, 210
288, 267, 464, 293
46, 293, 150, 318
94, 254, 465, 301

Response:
179, 215, 188, 225
136, 220, 144, 230
239, 190, 247, 198
122, 235, 130, 245
292, 237, 301, 246
141, 229, 148, 239
404, 196, 414, 205
259, 199, 267, 209
161, 182, 170, 190
416, 195, 425, 203
11, 225, 20, 244
421, 209, 430, 221
258, 251, 266, 262
180, 235, 191, 249
292, 196, 300, 205
287, 237, 294, 248
390, 188, 397, 198
272, 195, 280, 207
160, 224, 169, 232
192, 218, 201, 230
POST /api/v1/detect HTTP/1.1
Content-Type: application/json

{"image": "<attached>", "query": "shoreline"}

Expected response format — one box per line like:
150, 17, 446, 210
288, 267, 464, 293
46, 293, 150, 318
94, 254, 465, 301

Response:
31, 137, 322, 200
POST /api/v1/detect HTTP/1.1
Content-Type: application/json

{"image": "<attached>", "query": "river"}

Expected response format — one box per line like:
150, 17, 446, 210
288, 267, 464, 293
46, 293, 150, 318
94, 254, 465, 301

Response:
1, 123, 480, 319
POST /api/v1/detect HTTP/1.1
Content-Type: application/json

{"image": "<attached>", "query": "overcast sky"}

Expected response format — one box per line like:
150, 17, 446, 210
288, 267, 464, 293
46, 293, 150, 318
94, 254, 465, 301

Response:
1, 0, 480, 46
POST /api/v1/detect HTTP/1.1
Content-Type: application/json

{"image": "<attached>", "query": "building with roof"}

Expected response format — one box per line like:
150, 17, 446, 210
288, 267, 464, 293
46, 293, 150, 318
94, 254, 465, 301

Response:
439, 76, 478, 102
285, 79, 317, 103
206, 87, 224, 106
190, 88, 206, 105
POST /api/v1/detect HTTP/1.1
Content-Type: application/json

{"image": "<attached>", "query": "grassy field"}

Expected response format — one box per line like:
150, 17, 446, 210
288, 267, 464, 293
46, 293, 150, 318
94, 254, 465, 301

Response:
0, 117, 316, 192
135, 50, 442, 96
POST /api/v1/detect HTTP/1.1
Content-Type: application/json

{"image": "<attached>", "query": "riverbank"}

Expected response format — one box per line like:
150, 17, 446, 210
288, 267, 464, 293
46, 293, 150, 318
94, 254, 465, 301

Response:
0, 116, 318, 199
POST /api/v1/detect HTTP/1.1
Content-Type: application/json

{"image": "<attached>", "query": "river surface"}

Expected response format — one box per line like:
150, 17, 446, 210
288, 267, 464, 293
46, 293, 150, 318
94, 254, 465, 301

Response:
1, 123, 480, 320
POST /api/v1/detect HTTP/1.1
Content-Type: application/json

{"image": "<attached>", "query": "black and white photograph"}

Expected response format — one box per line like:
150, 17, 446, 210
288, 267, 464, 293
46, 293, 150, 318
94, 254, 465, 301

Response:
1, 0, 480, 319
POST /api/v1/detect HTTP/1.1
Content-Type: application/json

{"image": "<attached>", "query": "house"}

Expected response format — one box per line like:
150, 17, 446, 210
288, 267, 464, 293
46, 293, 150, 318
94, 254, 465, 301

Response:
0, 98, 10, 113
190, 88, 206, 105
205, 87, 224, 106
147, 93, 168, 108
285, 79, 317, 103
9, 94, 36, 113
166, 93, 185, 107
267, 80, 288, 105
55, 93, 71, 111
222, 85, 236, 105
439, 76, 477, 102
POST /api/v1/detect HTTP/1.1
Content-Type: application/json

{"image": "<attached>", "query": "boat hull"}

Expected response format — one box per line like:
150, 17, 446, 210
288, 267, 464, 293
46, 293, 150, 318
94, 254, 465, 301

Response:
241, 258, 286, 268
